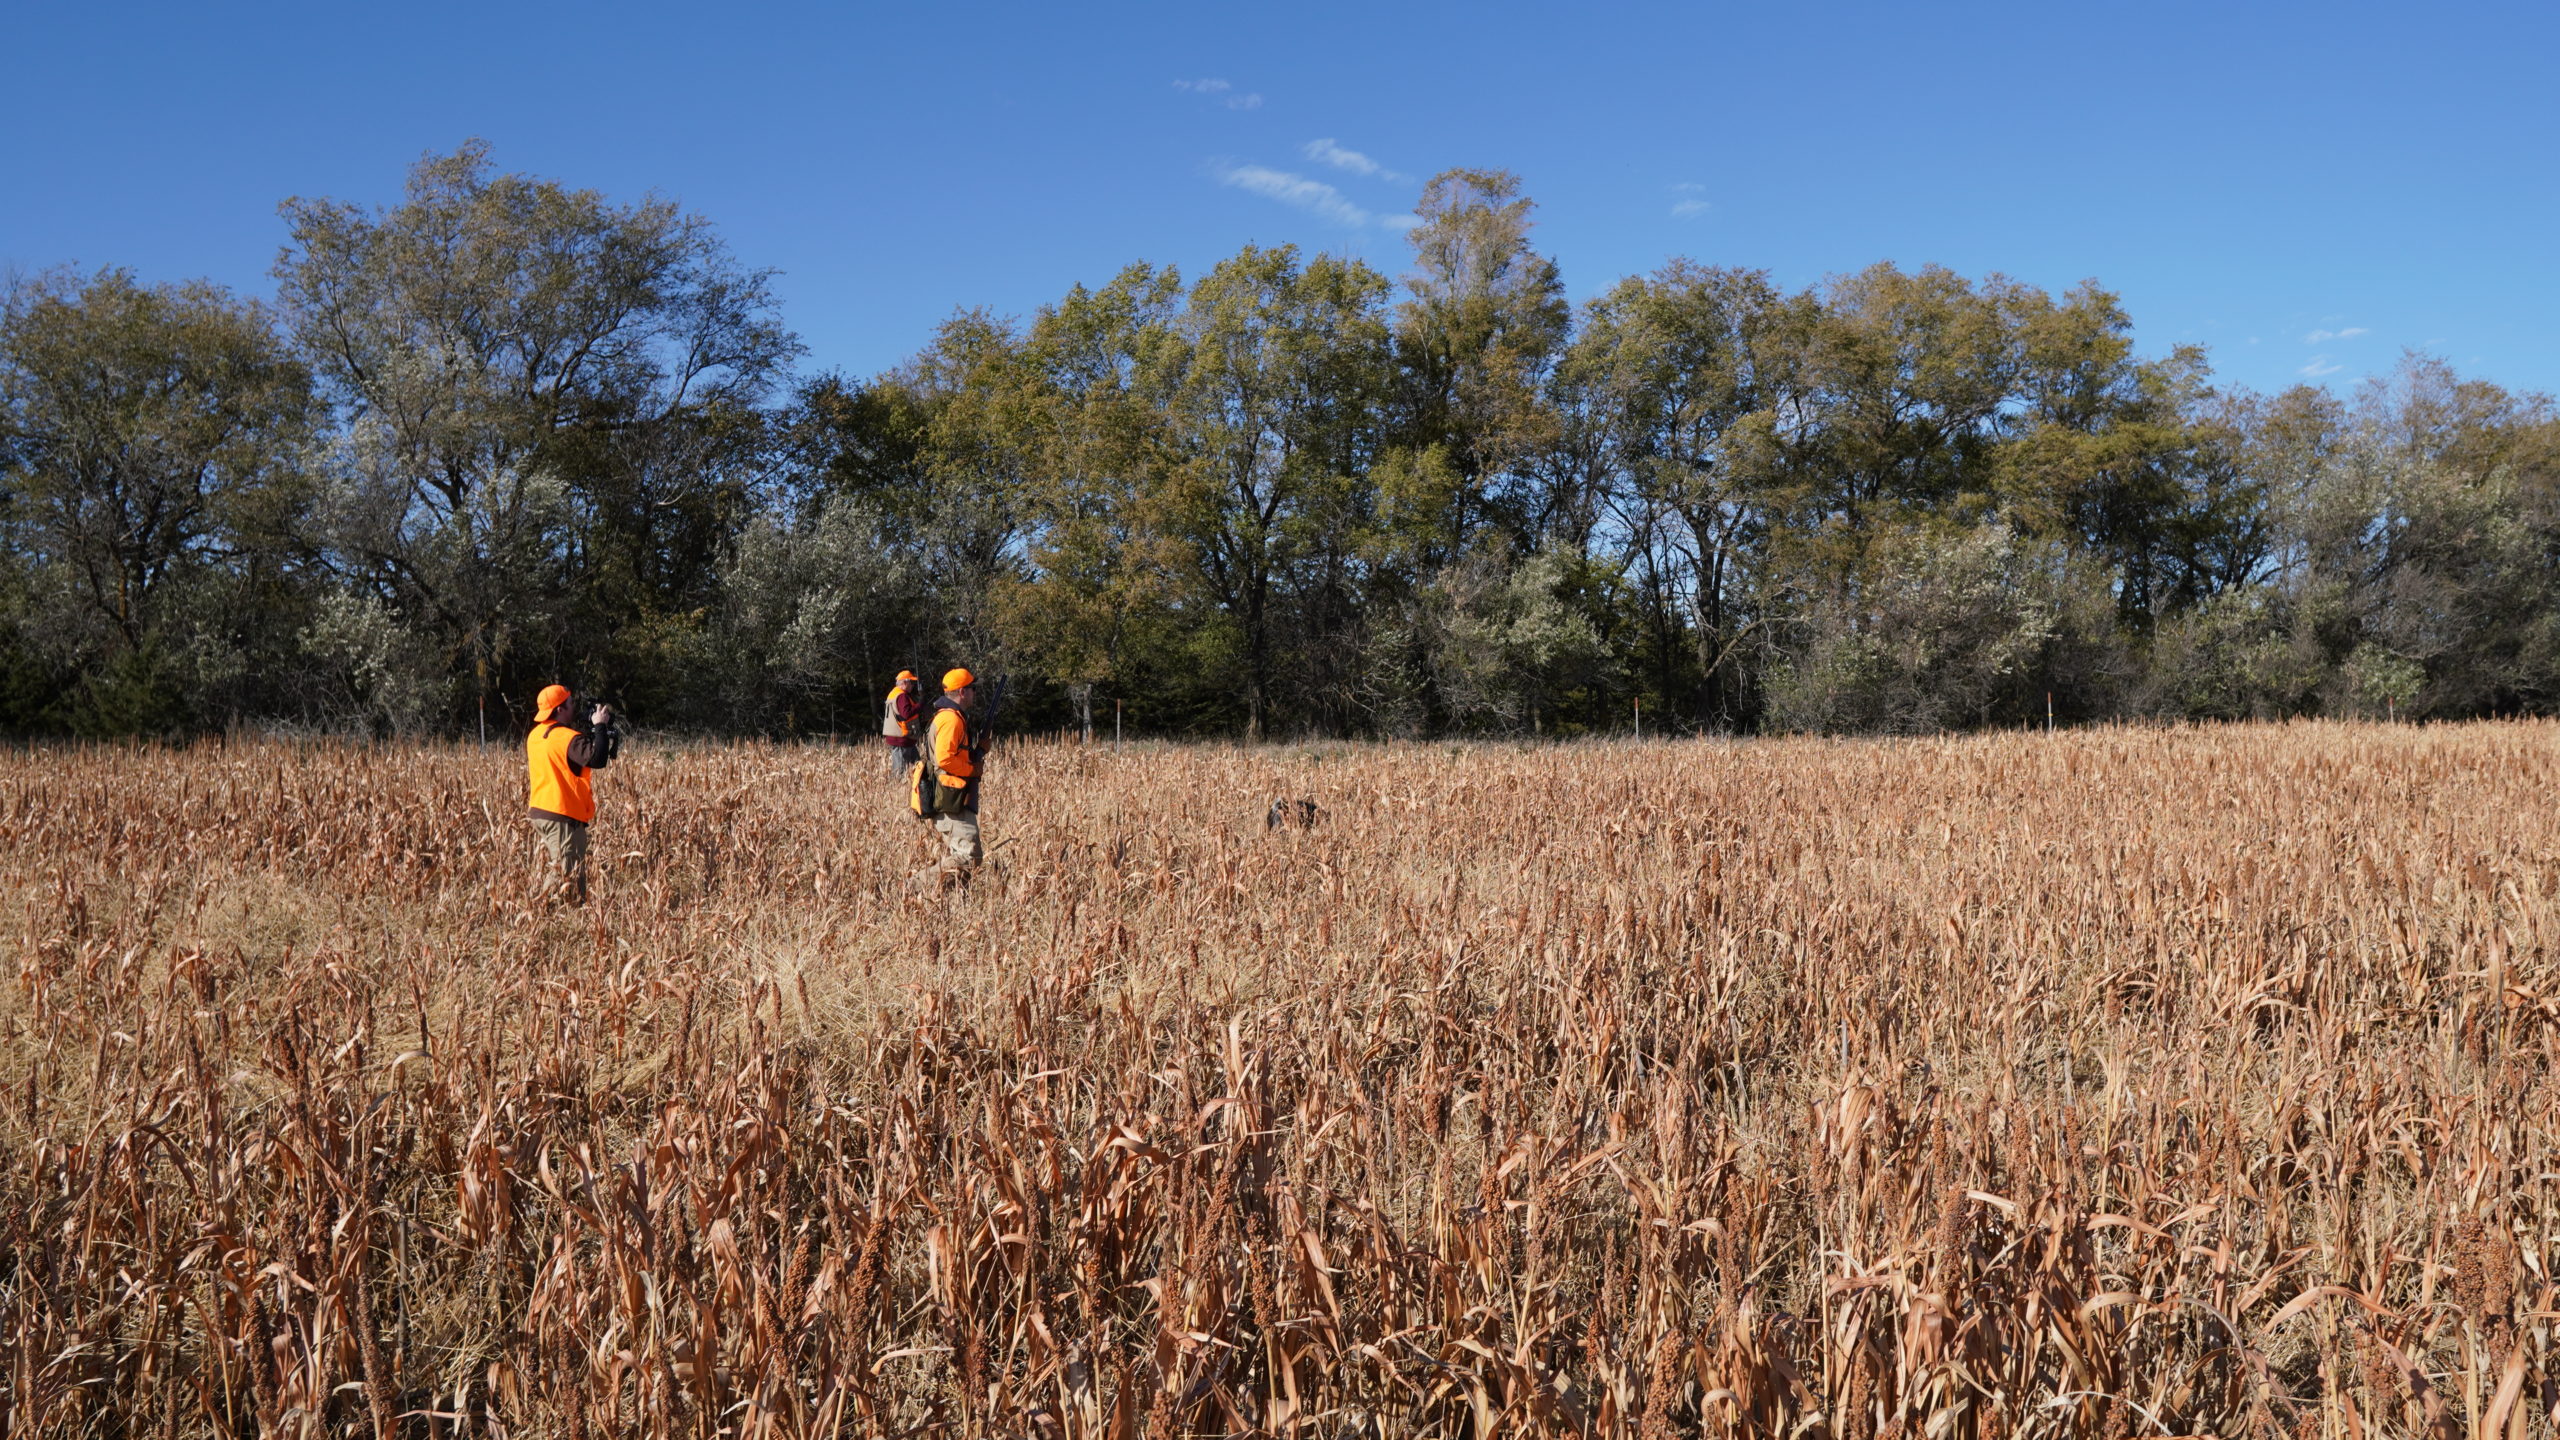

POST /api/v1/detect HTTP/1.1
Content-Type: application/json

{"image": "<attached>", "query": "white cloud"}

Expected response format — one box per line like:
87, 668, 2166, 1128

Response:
2303, 326, 2368, 344
1216, 164, 1406, 229
1668, 182, 1710, 219
1218, 165, 1368, 225
1174, 78, 1262, 109
2299, 357, 2344, 378
1302, 138, 1406, 182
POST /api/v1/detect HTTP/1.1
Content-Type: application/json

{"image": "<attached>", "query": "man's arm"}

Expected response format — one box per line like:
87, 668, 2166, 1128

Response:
567, 706, 616, 771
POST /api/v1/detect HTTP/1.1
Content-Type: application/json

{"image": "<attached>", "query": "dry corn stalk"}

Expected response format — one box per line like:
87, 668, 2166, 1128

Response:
0, 721, 2555, 1436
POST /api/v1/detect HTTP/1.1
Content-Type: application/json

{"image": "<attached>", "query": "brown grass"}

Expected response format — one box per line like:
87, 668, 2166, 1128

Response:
2, 721, 2555, 1437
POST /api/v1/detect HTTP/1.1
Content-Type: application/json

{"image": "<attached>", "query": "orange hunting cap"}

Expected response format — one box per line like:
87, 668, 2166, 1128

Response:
941, 667, 976, 691
536, 683, 572, 719
896, 669, 919, 683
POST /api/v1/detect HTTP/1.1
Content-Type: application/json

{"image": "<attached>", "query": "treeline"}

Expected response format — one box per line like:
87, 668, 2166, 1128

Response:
5, 143, 2556, 740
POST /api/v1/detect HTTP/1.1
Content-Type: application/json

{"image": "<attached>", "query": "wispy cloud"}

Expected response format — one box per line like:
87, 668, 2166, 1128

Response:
2299, 357, 2345, 378
1669, 182, 1710, 218
2303, 326, 2368, 344
1216, 163, 1410, 230
1174, 78, 1263, 110
1217, 164, 1370, 226
1302, 138, 1406, 182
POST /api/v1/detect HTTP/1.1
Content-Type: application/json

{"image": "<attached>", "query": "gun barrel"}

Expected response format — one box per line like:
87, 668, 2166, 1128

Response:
978, 677, 1010, 756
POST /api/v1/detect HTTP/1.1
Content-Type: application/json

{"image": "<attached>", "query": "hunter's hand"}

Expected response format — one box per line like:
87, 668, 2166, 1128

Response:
591, 705, 613, 727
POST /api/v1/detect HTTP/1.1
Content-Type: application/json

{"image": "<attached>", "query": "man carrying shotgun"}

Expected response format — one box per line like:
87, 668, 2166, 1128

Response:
909, 667, 1003, 881
526, 683, 619, 906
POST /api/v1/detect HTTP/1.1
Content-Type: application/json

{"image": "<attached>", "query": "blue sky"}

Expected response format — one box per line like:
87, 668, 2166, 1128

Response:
5, 0, 2554, 400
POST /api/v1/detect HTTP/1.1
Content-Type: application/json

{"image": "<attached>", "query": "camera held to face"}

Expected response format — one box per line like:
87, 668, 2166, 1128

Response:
560, 694, 623, 762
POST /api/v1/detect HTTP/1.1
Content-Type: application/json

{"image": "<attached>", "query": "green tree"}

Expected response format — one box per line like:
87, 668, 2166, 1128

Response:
740, 370, 942, 726
274, 140, 797, 726
1158, 245, 1394, 736
1785, 263, 2026, 533
2311, 360, 2560, 716
902, 311, 1045, 671
705, 494, 922, 734
1565, 262, 1793, 723
1994, 287, 2269, 624
1421, 541, 1622, 734
999, 265, 1189, 738
1764, 523, 2121, 733
1390, 169, 1569, 562
0, 268, 314, 732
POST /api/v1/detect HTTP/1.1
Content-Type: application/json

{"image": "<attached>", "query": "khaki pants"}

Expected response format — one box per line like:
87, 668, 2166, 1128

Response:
531, 815, 590, 901
933, 812, 982, 870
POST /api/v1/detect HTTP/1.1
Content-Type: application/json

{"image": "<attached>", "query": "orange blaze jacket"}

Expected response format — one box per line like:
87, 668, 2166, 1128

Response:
929, 705, 976, 783
527, 720, 611, 824
909, 701, 979, 818
882, 685, 924, 747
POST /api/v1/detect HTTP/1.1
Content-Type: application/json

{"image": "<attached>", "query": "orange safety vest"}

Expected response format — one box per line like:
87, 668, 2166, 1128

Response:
882, 685, 915, 740
908, 703, 978, 817
527, 721, 596, 824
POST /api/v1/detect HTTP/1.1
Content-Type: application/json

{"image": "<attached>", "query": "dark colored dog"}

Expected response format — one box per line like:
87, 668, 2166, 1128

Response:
1265, 797, 1321, 831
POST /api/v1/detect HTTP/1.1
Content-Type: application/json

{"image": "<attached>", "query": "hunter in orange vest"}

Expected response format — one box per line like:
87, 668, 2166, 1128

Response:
909, 668, 985, 878
882, 670, 925, 773
526, 684, 618, 904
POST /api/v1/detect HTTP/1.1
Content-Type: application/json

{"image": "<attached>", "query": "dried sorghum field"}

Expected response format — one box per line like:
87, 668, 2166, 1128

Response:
3, 723, 2556, 1438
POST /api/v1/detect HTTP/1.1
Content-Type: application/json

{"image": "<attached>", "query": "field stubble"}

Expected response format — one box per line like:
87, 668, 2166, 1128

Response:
3, 723, 2556, 1437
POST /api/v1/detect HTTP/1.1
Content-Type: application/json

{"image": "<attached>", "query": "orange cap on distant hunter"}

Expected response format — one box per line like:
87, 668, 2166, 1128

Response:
942, 668, 975, 692
536, 684, 572, 719
896, 669, 919, 683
